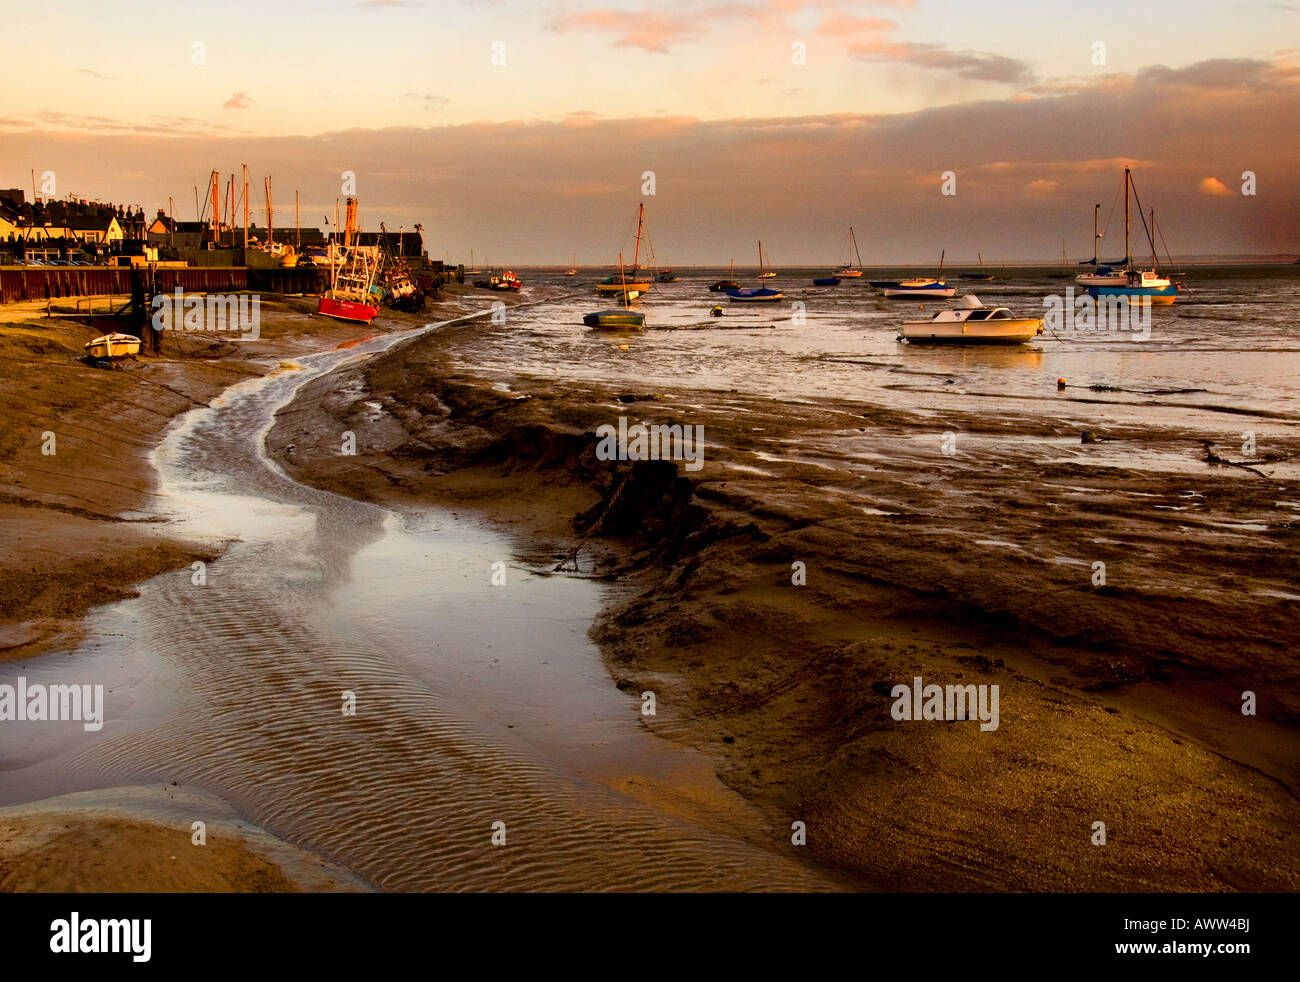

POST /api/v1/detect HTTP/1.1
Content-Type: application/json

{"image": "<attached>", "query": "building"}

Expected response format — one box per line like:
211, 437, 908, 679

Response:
147, 210, 208, 249
332, 229, 425, 260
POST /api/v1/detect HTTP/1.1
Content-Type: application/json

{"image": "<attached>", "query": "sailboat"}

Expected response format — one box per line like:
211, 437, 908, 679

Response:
882, 250, 956, 298
709, 259, 740, 292
727, 241, 783, 302
564, 253, 578, 276
585, 253, 646, 330
466, 249, 481, 275
833, 226, 864, 277
596, 205, 654, 296
1079, 168, 1178, 305
759, 243, 777, 278
959, 253, 995, 281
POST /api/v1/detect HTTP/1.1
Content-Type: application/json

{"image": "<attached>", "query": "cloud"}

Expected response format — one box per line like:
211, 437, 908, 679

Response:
548, 9, 699, 53
223, 91, 253, 110
77, 68, 117, 81
3, 57, 1293, 262
403, 92, 450, 112
1199, 177, 1233, 195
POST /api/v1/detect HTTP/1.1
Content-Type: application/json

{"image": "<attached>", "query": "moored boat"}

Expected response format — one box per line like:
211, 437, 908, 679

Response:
1085, 268, 1178, 305
813, 276, 841, 286
597, 204, 654, 296
898, 295, 1043, 344
883, 278, 956, 299
833, 226, 865, 277
728, 240, 784, 302
585, 252, 646, 330
84, 332, 141, 359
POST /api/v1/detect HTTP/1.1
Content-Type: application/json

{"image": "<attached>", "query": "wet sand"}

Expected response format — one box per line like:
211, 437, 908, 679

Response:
0, 786, 368, 892
266, 307, 1300, 891
0, 295, 436, 659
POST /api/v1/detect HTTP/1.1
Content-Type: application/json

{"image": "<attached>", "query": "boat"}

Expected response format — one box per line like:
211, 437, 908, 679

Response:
883, 280, 957, 298
709, 260, 740, 292
727, 240, 784, 302
84, 332, 141, 359
958, 253, 994, 281
1085, 268, 1178, 305
656, 270, 680, 283
898, 295, 1043, 345
585, 253, 646, 330
1080, 169, 1179, 305
882, 250, 954, 298
596, 204, 654, 296
466, 249, 481, 275
474, 269, 521, 291
833, 226, 865, 277
869, 279, 901, 289
813, 276, 841, 286
564, 253, 578, 276
318, 198, 382, 323
758, 244, 777, 277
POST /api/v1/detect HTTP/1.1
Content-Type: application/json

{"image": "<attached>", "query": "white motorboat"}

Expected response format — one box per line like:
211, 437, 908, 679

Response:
84, 332, 142, 359
898, 295, 1043, 345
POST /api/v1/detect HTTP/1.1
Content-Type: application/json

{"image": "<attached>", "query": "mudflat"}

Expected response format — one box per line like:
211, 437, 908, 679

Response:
266, 310, 1300, 891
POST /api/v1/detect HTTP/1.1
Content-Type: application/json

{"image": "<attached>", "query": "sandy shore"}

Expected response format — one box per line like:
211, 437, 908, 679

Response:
0, 786, 368, 892
266, 308, 1300, 891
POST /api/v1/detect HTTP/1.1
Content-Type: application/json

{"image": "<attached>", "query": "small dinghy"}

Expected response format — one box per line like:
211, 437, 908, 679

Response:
813, 276, 841, 286
898, 295, 1043, 345
84, 332, 141, 359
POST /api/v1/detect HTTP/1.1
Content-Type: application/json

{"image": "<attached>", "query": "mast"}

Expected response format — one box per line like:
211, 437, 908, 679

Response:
757, 239, 763, 281
851, 225, 862, 268
241, 164, 249, 250
209, 171, 220, 243
1092, 203, 1100, 264
1123, 168, 1131, 267
619, 252, 629, 310
265, 176, 273, 245
295, 190, 300, 249
632, 203, 645, 271
1150, 208, 1157, 267
938, 248, 945, 278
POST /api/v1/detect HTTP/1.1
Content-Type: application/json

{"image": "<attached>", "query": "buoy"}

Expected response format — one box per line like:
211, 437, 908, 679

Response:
711, 305, 723, 317
1057, 377, 1067, 389
618, 344, 629, 350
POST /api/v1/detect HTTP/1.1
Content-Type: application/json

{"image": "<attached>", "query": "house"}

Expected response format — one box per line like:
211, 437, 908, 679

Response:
146, 210, 207, 249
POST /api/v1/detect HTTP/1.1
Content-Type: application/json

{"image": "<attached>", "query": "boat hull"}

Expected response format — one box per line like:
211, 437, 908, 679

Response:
899, 318, 1044, 344
883, 286, 957, 299
84, 333, 141, 359
1084, 285, 1178, 305
833, 269, 863, 278
726, 288, 783, 302
596, 281, 652, 296
317, 295, 379, 323
584, 310, 646, 329
813, 277, 841, 286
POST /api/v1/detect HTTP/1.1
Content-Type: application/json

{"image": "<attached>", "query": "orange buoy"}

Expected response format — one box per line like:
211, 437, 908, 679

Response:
1057, 377, 1067, 389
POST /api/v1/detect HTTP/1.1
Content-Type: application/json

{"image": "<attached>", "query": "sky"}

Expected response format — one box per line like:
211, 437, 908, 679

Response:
1, 0, 1297, 263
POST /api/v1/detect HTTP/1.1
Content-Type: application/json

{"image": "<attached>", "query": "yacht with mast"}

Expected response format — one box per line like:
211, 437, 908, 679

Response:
1079, 168, 1178, 305
833, 226, 864, 277
596, 205, 654, 297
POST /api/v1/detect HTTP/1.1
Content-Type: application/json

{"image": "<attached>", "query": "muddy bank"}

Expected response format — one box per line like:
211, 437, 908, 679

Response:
0, 293, 462, 659
0, 786, 369, 892
266, 310, 1300, 891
